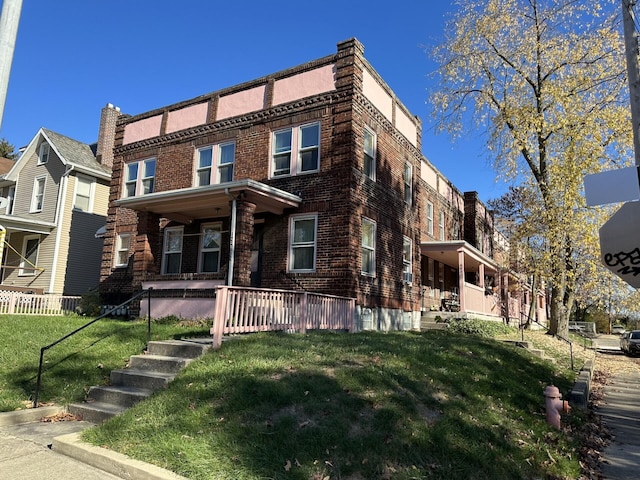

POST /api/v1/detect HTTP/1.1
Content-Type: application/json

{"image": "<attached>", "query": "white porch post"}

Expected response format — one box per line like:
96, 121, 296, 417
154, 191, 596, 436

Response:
478, 263, 485, 313
227, 197, 237, 286
457, 249, 465, 312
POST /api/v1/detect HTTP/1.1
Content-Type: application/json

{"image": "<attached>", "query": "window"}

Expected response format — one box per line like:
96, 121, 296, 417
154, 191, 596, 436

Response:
19, 235, 40, 276
404, 162, 412, 205
426, 202, 433, 236
115, 234, 131, 267
272, 122, 320, 177
124, 158, 156, 197
6, 185, 14, 214
363, 128, 376, 180
162, 227, 183, 274
74, 175, 94, 212
439, 212, 445, 241
31, 177, 45, 212
196, 142, 235, 186
361, 217, 376, 276
199, 223, 222, 273
289, 214, 317, 272
403, 236, 412, 283
38, 143, 49, 164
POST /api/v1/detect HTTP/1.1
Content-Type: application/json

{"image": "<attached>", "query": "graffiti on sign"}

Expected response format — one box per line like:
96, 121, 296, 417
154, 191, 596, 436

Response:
603, 247, 640, 277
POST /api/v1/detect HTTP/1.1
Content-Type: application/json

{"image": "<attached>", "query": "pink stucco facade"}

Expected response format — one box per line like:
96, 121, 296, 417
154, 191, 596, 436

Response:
217, 85, 267, 120
272, 64, 337, 106
122, 115, 163, 145
166, 103, 209, 134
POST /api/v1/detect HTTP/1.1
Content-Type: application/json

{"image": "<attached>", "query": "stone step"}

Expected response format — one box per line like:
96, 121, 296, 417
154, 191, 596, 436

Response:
147, 339, 211, 358
86, 385, 154, 408
128, 354, 193, 374
110, 368, 175, 391
68, 401, 127, 424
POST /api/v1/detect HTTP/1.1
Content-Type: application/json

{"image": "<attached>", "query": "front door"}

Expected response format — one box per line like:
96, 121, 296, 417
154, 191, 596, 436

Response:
250, 224, 264, 287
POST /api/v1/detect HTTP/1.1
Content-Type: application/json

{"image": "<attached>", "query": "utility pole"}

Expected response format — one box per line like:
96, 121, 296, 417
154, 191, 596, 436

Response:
0, 0, 23, 132
623, 0, 640, 167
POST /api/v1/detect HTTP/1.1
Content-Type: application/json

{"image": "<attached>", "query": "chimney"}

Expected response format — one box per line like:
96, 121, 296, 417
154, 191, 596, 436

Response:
96, 103, 121, 168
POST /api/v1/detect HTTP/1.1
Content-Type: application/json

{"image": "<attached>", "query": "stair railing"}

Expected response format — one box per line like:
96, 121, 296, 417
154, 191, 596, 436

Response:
519, 312, 574, 370
32, 288, 153, 408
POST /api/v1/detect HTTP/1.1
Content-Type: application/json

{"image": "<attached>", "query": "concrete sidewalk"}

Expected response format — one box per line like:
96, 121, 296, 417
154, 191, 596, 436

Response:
0, 406, 186, 480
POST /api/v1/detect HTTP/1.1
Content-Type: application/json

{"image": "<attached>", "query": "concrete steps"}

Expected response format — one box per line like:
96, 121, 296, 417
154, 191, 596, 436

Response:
68, 338, 212, 423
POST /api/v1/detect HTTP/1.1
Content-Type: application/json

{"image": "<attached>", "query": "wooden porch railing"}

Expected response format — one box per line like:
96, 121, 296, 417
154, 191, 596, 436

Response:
0, 291, 80, 315
210, 286, 355, 347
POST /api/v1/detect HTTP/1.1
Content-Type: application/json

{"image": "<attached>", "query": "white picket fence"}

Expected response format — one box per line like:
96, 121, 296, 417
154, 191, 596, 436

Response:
0, 291, 80, 315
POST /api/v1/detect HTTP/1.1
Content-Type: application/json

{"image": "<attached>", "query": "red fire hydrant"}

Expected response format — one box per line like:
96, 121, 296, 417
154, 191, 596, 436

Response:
543, 385, 570, 429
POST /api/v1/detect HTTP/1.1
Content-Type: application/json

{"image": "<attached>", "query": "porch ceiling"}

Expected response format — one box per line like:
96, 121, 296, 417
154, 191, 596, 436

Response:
421, 240, 499, 274
114, 179, 301, 223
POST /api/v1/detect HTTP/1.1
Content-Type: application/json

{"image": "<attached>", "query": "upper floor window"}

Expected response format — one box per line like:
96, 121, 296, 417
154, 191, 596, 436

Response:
162, 226, 183, 275
403, 236, 412, 284
272, 122, 320, 177
74, 174, 94, 212
124, 158, 155, 197
19, 235, 40, 276
439, 212, 445, 241
31, 177, 45, 212
196, 142, 235, 186
38, 143, 50, 165
289, 214, 317, 272
6, 185, 15, 215
363, 127, 376, 180
426, 202, 434, 236
361, 217, 376, 276
115, 233, 131, 267
199, 223, 222, 273
404, 162, 412, 205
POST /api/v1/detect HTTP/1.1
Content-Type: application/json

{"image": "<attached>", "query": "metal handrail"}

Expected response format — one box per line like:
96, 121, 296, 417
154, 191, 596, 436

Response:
519, 313, 575, 370
32, 288, 153, 408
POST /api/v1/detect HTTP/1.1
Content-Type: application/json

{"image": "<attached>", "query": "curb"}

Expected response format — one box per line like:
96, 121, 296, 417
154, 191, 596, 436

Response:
53, 432, 188, 480
569, 357, 595, 408
0, 405, 65, 426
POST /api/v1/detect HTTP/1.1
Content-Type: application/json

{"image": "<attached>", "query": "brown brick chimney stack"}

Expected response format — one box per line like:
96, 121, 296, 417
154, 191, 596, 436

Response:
96, 103, 121, 168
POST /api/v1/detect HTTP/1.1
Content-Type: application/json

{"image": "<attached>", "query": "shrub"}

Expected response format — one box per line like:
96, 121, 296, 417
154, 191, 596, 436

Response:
76, 289, 101, 316
447, 318, 514, 337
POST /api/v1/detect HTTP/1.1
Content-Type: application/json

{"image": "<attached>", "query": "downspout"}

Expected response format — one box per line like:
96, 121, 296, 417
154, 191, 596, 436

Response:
225, 188, 237, 286
49, 165, 74, 293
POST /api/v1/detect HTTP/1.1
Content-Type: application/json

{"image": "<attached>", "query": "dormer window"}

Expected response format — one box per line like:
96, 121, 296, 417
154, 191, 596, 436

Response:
38, 143, 50, 165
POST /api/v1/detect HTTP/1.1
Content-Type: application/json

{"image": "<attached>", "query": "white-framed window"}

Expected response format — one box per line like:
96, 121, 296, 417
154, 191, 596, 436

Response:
404, 162, 412, 205
426, 202, 433, 236
31, 176, 46, 212
124, 158, 156, 197
115, 233, 131, 267
363, 127, 376, 180
272, 122, 320, 177
74, 174, 95, 212
289, 214, 317, 272
19, 235, 40, 276
162, 226, 183, 275
196, 142, 235, 186
439, 212, 445, 241
199, 223, 222, 273
361, 217, 376, 276
6, 185, 15, 214
403, 236, 412, 283
38, 143, 50, 165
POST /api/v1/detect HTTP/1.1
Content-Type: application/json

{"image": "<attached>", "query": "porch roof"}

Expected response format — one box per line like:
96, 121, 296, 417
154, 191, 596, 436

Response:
421, 240, 499, 274
0, 214, 56, 235
114, 179, 302, 223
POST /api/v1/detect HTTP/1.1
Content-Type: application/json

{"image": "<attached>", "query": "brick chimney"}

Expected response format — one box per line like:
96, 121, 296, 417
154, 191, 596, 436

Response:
96, 103, 121, 168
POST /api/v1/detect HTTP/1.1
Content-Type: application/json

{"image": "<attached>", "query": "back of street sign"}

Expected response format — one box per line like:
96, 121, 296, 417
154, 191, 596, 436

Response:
599, 201, 640, 288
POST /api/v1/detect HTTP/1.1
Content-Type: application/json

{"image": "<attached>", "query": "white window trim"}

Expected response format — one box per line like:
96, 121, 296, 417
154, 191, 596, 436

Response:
6, 185, 15, 215
19, 235, 40, 276
403, 236, 412, 284
114, 233, 131, 268
361, 217, 376, 276
288, 213, 317, 273
439, 211, 445, 241
30, 176, 46, 213
123, 158, 156, 198
271, 122, 320, 178
38, 143, 50, 165
73, 174, 95, 212
162, 226, 184, 275
195, 142, 235, 187
363, 127, 376, 181
198, 222, 222, 273
426, 202, 434, 236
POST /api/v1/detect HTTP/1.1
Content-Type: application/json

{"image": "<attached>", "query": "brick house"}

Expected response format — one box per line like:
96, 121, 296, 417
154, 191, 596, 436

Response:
99, 38, 545, 329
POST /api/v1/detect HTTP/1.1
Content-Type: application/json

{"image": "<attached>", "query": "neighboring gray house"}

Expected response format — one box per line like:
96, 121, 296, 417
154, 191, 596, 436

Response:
0, 105, 118, 295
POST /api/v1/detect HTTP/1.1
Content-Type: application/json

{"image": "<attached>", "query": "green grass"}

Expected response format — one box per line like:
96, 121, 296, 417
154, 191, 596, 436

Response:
80, 329, 586, 480
0, 314, 209, 411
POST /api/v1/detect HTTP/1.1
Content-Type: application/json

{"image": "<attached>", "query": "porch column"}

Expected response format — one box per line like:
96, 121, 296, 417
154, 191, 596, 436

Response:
457, 249, 465, 312
232, 197, 256, 287
478, 263, 485, 313
135, 211, 161, 286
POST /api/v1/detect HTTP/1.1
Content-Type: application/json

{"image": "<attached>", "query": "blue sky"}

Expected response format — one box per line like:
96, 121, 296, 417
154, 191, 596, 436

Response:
1, 0, 507, 202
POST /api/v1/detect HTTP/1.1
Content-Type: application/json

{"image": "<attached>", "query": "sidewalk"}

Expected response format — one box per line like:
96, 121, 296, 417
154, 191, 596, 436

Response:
0, 406, 186, 480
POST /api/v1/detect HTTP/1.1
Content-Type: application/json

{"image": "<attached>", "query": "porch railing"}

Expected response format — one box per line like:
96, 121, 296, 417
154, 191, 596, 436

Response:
211, 286, 355, 347
0, 291, 80, 315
